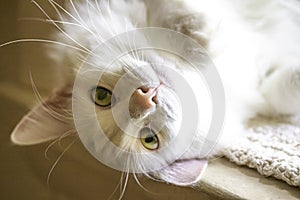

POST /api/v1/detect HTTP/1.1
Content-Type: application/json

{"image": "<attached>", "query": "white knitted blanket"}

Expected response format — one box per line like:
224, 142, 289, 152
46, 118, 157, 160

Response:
224, 116, 300, 187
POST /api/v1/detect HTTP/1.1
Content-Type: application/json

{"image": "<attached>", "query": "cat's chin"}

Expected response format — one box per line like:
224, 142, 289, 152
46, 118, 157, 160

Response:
152, 158, 208, 186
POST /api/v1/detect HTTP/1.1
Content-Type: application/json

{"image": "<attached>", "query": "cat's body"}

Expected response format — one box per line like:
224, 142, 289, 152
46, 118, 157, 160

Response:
10, 0, 300, 188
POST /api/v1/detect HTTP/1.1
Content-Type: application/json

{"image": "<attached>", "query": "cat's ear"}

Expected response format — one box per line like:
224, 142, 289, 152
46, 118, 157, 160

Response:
11, 85, 74, 145
157, 159, 208, 186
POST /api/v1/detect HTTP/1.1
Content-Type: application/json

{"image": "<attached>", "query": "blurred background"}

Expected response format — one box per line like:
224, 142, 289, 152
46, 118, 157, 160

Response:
0, 0, 62, 95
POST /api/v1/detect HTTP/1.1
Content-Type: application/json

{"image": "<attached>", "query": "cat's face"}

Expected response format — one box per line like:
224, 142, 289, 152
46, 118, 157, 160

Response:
71, 48, 210, 185
11, 15, 217, 185
11, 48, 211, 186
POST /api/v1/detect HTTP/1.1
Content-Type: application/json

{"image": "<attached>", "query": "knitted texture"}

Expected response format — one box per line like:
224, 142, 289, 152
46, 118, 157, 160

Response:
224, 116, 300, 187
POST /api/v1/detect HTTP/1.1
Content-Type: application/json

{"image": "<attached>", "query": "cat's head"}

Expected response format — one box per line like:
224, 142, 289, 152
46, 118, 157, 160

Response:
11, 43, 215, 186
10, 2, 219, 185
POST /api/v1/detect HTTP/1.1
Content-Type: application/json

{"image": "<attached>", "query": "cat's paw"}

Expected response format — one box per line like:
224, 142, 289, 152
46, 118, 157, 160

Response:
259, 66, 300, 115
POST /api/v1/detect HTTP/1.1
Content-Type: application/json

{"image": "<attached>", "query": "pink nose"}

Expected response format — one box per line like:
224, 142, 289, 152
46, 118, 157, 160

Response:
129, 86, 158, 118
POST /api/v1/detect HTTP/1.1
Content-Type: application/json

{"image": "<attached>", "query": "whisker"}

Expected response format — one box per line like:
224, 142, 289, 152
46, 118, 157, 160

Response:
31, 0, 93, 54
126, 31, 140, 62
69, 0, 86, 25
119, 171, 124, 195
100, 1, 131, 53
49, 0, 82, 26
144, 172, 163, 183
94, 0, 102, 14
107, 174, 122, 200
47, 137, 79, 186
44, 129, 76, 160
57, 0, 100, 41
0, 38, 88, 53
76, 52, 125, 77
55, 0, 101, 45
78, 59, 122, 77
47, 0, 64, 21
133, 173, 156, 194
45, 139, 60, 161
57, 129, 76, 148
18, 17, 92, 34
47, 19, 99, 39
118, 171, 129, 200
18, 17, 48, 23
86, 0, 104, 43
30, 72, 73, 121
96, 0, 116, 37
46, 19, 84, 27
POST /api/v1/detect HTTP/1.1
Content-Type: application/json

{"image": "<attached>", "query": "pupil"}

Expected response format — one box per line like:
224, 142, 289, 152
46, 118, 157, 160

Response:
145, 136, 154, 143
98, 90, 107, 100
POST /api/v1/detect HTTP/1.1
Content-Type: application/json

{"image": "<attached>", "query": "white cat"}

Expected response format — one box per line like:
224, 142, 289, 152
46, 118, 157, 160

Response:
10, 0, 300, 187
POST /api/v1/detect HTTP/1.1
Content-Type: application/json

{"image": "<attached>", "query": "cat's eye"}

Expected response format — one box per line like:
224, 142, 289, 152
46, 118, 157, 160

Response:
91, 87, 113, 107
140, 127, 159, 150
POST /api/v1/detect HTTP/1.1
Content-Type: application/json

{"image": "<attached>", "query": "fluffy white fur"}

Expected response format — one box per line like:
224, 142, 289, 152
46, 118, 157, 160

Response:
11, 0, 300, 188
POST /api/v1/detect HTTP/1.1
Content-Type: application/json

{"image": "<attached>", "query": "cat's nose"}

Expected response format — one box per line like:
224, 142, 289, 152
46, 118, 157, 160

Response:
129, 86, 158, 118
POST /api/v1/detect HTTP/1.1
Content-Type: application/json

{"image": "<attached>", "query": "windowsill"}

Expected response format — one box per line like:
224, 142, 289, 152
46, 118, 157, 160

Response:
200, 158, 300, 199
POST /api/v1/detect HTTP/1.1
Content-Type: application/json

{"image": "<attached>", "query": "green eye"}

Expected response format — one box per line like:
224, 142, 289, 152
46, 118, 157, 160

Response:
140, 127, 159, 150
92, 87, 113, 107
